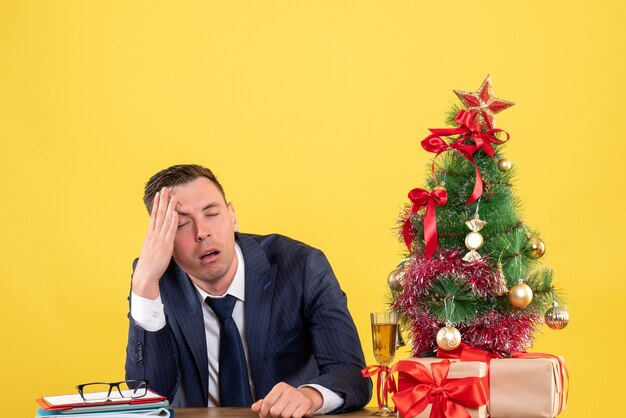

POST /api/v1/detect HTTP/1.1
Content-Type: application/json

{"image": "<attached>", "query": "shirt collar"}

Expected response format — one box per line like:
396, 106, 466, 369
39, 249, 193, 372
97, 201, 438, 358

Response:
193, 242, 245, 303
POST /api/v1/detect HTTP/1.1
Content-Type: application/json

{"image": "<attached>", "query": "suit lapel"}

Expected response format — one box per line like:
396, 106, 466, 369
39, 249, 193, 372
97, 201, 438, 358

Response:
161, 260, 209, 404
238, 234, 276, 396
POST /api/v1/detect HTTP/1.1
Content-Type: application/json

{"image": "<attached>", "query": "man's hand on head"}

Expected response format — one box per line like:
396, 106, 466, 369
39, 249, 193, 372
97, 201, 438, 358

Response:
251, 383, 323, 418
132, 187, 178, 300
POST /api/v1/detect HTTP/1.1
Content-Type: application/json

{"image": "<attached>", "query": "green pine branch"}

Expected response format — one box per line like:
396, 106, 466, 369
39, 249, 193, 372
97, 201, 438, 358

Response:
425, 275, 490, 324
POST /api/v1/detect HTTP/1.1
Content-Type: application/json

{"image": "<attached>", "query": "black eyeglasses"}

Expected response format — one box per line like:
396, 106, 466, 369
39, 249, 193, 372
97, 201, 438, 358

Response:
76, 380, 148, 402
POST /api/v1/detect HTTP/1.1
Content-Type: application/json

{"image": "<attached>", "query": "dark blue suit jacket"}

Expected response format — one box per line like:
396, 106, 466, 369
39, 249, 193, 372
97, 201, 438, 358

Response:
125, 233, 371, 411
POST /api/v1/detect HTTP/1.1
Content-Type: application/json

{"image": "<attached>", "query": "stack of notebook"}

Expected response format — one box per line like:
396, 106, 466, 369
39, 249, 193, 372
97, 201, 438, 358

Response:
35, 388, 171, 417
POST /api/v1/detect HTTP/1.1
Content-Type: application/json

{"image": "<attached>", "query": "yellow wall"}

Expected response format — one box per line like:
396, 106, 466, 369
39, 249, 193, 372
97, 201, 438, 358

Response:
1, 1, 624, 416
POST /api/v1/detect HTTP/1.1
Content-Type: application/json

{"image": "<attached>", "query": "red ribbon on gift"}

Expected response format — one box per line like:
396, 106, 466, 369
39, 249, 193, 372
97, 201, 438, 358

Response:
436, 342, 499, 363
361, 365, 397, 410
436, 343, 569, 415
402, 187, 448, 259
391, 359, 487, 418
511, 351, 569, 414
436, 343, 499, 395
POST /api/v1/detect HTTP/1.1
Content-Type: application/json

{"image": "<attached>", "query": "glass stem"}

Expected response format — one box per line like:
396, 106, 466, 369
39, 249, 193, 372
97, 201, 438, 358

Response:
380, 369, 389, 410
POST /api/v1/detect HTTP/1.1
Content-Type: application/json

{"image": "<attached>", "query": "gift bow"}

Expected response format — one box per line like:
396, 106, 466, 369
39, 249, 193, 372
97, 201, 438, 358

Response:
402, 187, 448, 259
361, 365, 397, 409
391, 360, 487, 418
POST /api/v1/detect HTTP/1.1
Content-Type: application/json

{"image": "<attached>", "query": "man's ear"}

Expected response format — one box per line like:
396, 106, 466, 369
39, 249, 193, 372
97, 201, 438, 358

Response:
228, 202, 239, 232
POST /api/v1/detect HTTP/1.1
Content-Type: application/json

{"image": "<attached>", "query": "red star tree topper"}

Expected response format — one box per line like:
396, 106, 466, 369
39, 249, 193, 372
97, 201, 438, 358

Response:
453, 74, 515, 129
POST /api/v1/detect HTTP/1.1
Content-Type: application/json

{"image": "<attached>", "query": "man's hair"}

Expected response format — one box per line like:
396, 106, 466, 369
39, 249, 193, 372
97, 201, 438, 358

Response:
143, 164, 226, 212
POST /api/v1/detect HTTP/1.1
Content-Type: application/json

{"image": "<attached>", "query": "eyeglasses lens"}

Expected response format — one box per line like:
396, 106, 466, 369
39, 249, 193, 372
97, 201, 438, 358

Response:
119, 380, 148, 399
80, 383, 114, 401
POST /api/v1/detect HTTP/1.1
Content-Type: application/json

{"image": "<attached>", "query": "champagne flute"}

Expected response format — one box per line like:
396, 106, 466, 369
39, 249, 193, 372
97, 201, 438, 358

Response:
370, 311, 398, 416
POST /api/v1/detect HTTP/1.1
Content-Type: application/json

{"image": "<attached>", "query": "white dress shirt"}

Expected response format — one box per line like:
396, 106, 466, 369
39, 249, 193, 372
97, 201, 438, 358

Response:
131, 243, 342, 413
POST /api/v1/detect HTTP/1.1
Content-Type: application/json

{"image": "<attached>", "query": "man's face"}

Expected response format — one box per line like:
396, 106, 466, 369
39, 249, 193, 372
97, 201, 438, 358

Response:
170, 177, 238, 294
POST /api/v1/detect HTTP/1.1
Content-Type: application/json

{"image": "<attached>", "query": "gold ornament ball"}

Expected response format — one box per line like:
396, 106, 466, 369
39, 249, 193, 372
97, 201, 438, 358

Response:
498, 158, 512, 172
528, 236, 546, 258
436, 325, 462, 350
545, 304, 570, 330
387, 268, 405, 291
464, 231, 484, 251
509, 282, 533, 308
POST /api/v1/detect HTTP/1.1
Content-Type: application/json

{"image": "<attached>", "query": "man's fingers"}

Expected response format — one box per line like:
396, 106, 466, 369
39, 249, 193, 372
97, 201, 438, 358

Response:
275, 398, 298, 418
268, 394, 291, 418
259, 397, 274, 418
258, 385, 283, 418
165, 210, 178, 243
291, 403, 310, 418
251, 400, 262, 412
149, 191, 160, 231
159, 195, 177, 239
251, 383, 320, 418
154, 187, 169, 230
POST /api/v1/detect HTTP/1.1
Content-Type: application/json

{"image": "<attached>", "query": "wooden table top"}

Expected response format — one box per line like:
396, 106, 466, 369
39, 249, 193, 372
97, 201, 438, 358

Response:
172, 407, 379, 418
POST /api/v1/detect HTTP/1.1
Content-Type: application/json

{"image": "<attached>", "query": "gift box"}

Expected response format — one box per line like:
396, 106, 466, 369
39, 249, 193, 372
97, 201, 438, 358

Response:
393, 358, 488, 418
489, 356, 567, 418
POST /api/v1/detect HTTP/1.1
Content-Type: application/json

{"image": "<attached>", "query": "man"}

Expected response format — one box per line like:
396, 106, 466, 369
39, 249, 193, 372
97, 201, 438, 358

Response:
125, 164, 371, 417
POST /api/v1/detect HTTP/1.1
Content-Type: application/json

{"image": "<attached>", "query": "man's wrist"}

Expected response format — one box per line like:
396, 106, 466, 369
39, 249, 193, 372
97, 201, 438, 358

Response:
131, 271, 161, 300
299, 384, 344, 415
299, 387, 323, 415
130, 291, 166, 331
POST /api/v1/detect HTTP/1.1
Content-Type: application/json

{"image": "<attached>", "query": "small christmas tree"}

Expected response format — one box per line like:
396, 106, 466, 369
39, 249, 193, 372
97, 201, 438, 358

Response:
391, 75, 569, 357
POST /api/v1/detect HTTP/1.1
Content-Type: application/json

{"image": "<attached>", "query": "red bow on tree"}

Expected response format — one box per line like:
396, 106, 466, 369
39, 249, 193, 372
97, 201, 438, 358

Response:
429, 110, 510, 157
421, 110, 510, 204
403, 187, 448, 259
420, 135, 483, 205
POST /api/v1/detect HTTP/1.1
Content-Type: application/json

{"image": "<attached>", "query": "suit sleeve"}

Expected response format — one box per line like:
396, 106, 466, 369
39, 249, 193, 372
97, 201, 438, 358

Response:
301, 249, 372, 412
124, 260, 180, 402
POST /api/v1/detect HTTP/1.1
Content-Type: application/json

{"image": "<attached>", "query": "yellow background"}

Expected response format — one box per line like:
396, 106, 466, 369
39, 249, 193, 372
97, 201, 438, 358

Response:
1, 1, 624, 416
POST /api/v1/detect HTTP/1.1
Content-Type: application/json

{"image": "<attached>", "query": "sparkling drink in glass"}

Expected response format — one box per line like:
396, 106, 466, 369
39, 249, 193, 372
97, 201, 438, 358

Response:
370, 311, 398, 416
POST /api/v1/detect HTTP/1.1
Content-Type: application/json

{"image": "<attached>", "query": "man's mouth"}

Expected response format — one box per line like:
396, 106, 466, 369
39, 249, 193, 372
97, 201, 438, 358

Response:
200, 249, 220, 260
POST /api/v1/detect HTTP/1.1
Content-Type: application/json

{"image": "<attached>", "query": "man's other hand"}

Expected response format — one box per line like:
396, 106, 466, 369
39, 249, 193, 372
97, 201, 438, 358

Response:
251, 383, 323, 418
132, 187, 178, 300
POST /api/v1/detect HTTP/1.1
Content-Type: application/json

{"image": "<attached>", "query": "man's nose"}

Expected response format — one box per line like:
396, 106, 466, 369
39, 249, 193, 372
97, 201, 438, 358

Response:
195, 221, 211, 241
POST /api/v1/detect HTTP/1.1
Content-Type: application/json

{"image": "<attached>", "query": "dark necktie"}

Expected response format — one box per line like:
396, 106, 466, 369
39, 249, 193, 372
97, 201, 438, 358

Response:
205, 295, 253, 407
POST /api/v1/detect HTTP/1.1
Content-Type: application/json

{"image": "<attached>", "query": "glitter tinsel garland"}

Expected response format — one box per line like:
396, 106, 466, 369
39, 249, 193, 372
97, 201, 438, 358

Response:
401, 250, 496, 298
458, 310, 540, 355
393, 250, 539, 355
